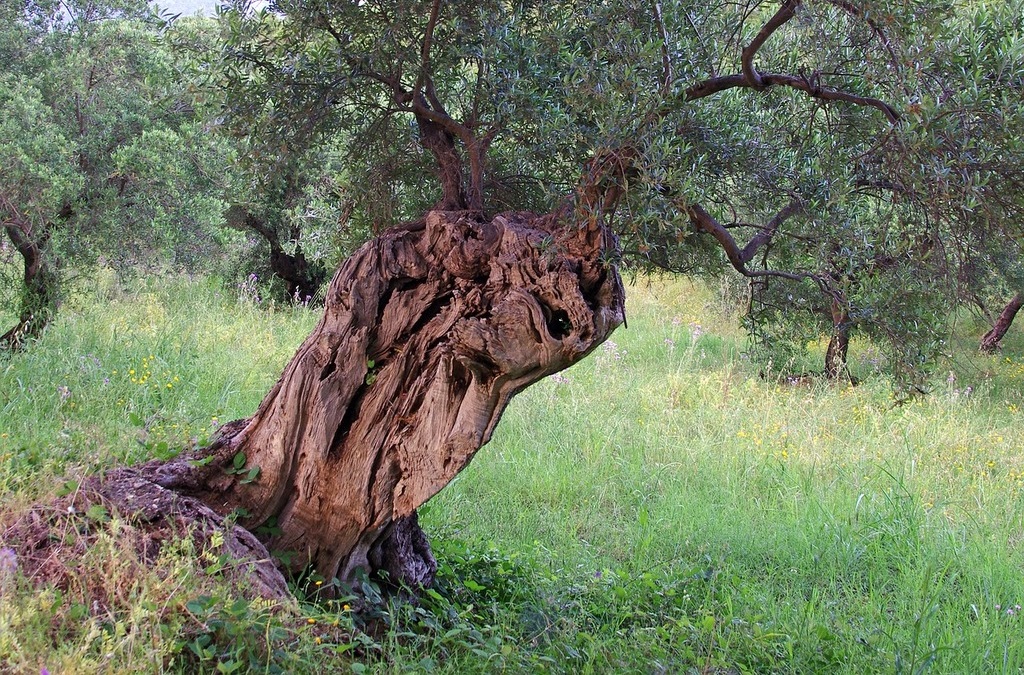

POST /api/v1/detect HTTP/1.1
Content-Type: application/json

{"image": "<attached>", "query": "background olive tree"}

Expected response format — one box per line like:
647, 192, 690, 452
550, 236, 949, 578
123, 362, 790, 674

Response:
0, 0, 226, 346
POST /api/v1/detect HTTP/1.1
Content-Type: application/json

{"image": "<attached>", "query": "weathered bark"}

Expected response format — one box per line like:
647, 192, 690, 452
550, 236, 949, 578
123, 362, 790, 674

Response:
1, 221, 59, 349
139, 206, 623, 588
824, 300, 850, 380
980, 292, 1023, 353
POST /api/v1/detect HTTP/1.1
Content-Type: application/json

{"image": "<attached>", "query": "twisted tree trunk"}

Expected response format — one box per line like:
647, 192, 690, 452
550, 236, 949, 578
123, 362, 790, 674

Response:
824, 300, 850, 380
228, 207, 325, 303
980, 292, 1023, 353
112, 206, 624, 590
2, 221, 59, 350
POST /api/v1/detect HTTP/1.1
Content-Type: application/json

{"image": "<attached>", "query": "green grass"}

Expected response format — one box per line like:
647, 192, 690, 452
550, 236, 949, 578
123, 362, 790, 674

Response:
1, 274, 1023, 673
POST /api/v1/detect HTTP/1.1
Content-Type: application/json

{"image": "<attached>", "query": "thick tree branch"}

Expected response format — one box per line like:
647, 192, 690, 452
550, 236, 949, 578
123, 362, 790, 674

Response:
410, 94, 468, 210
740, 0, 801, 89
685, 71, 899, 123
686, 200, 832, 294
687, 202, 747, 271
740, 197, 804, 262
767, 73, 900, 123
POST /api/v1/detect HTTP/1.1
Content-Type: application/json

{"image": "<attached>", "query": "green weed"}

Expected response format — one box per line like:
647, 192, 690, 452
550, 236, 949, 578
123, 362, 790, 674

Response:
1, 274, 1023, 673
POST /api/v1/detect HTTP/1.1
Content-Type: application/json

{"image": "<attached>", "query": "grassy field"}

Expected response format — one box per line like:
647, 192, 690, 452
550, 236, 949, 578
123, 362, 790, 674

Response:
1, 273, 1023, 673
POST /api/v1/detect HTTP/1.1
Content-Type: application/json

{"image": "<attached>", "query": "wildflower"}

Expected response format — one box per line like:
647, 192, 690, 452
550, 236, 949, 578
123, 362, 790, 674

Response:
307, 618, 316, 624
550, 373, 570, 385
57, 385, 71, 402
664, 338, 676, 350
343, 604, 351, 611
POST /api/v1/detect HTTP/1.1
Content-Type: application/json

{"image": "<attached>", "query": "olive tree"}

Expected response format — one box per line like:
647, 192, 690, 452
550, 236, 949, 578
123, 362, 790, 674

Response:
0, 0, 225, 347
10, 0, 1023, 595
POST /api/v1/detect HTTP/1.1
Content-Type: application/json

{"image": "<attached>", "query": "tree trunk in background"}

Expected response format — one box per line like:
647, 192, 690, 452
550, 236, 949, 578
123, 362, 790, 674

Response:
824, 300, 850, 380
227, 206, 326, 303
1, 222, 59, 349
144, 207, 624, 587
268, 241, 323, 303
980, 292, 1023, 353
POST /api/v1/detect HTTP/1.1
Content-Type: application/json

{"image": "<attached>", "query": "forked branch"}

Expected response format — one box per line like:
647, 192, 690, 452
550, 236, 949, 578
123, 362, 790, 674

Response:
685, 200, 833, 296
684, 0, 901, 124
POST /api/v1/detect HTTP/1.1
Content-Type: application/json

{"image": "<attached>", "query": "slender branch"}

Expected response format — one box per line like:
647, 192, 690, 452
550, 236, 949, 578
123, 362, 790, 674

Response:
651, 0, 673, 95
766, 72, 900, 123
686, 200, 847, 304
416, 0, 442, 95
825, 0, 901, 73
685, 71, 900, 123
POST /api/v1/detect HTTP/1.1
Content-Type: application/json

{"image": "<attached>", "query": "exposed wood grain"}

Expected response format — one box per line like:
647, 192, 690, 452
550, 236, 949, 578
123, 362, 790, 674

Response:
144, 207, 624, 586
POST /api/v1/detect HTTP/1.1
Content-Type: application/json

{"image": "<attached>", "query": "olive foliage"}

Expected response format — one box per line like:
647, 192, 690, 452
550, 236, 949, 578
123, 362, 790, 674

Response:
0, 0, 226, 344
209, 0, 1023, 387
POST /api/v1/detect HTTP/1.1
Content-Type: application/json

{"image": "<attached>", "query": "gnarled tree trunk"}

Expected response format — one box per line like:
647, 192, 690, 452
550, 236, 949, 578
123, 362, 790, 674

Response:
227, 206, 325, 303
130, 206, 623, 589
2, 221, 59, 350
980, 292, 1023, 353
824, 300, 850, 380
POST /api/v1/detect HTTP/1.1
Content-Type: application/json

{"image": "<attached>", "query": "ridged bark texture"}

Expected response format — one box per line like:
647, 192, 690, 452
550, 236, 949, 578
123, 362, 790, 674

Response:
147, 208, 624, 587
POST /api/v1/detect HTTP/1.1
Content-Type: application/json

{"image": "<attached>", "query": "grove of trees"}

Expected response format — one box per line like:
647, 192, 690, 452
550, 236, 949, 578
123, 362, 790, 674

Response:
2, 0, 1022, 592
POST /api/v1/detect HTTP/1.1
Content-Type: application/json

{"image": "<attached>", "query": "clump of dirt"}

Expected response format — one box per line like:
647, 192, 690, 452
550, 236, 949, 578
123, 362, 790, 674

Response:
0, 467, 289, 603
